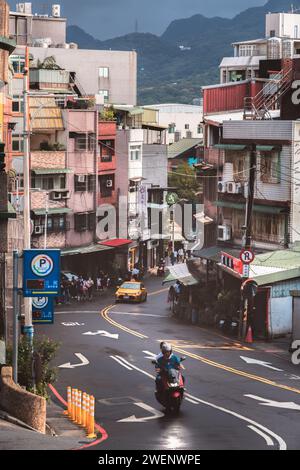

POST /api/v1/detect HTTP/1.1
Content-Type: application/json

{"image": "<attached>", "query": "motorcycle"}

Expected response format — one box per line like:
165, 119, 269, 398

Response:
152, 358, 186, 413
217, 314, 239, 337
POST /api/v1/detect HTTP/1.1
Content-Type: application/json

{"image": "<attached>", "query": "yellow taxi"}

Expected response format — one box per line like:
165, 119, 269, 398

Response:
115, 281, 148, 303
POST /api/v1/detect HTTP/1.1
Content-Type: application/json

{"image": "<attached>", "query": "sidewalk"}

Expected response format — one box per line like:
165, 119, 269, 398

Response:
0, 399, 94, 450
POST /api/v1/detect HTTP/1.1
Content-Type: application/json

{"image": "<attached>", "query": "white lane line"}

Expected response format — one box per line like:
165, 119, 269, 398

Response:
110, 355, 287, 450
184, 392, 286, 451
110, 356, 133, 371
114, 355, 155, 380
185, 397, 199, 404
247, 426, 274, 446
55, 311, 99, 315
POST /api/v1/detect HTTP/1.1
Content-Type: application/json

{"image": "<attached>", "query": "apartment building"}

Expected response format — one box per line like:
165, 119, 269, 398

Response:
220, 12, 300, 84
146, 103, 203, 145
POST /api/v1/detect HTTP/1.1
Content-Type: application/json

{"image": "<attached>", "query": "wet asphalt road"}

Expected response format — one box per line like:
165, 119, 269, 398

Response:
36, 277, 300, 450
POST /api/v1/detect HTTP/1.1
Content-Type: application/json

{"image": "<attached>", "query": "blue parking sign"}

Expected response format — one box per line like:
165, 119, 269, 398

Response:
32, 297, 54, 325
23, 249, 61, 297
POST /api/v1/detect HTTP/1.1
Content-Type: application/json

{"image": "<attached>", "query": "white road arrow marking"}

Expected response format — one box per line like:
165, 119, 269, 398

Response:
143, 350, 157, 359
240, 356, 283, 371
83, 330, 119, 339
247, 425, 274, 446
245, 394, 300, 411
61, 322, 85, 326
110, 356, 133, 371
118, 402, 164, 423
58, 353, 89, 369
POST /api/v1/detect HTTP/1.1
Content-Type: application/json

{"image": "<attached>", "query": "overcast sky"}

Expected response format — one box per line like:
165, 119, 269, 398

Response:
8, 0, 267, 40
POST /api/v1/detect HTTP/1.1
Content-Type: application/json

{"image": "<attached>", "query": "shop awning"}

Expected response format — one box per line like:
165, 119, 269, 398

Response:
32, 168, 72, 175
32, 208, 72, 216
192, 245, 240, 262
61, 244, 113, 257
214, 144, 246, 151
98, 238, 132, 248
256, 145, 278, 152
214, 200, 288, 214
162, 264, 198, 286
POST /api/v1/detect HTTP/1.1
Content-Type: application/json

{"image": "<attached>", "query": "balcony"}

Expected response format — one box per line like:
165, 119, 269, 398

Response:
98, 120, 117, 139
31, 150, 67, 170
30, 69, 71, 92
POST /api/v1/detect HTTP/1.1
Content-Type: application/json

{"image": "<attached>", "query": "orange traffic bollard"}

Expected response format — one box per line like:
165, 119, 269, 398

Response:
64, 386, 72, 416
72, 389, 78, 422
81, 392, 87, 428
86, 395, 96, 439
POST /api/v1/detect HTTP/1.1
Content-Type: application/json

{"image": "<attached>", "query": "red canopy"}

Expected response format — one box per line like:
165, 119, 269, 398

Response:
98, 239, 132, 248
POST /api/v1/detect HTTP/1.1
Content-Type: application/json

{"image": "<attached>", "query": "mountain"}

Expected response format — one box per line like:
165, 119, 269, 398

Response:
67, 0, 300, 105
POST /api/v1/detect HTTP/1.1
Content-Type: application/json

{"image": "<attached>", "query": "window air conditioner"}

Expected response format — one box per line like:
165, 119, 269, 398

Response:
226, 182, 242, 194
78, 175, 86, 183
217, 225, 232, 241
52, 4, 61, 17
61, 191, 70, 199
52, 192, 62, 200
106, 179, 113, 188
34, 225, 44, 235
218, 181, 227, 193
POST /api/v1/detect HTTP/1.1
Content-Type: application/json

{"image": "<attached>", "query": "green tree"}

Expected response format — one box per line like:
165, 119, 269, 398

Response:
7, 336, 60, 399
168, 162, 200, 202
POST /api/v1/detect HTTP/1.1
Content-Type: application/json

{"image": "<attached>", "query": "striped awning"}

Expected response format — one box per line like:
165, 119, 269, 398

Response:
29, 97, 64, 131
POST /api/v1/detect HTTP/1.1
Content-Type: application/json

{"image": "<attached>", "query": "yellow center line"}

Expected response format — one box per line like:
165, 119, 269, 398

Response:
172, 345, 300, 396
101, 305, 148, 339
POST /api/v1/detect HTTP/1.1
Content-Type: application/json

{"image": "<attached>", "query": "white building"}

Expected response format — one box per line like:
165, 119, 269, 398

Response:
146, 103, 203, 145
220, 12, 300, 84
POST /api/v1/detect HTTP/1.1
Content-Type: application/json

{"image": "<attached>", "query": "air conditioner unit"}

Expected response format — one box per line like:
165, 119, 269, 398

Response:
106, 179, 113, 188
217, 225, 232, 242
78, 175, 86, 183
51, 192, 62, 200
218, 181, 227, 193
226, 182, 242, 194
61, 191, 70, 199
34, 225, 44, 235
52, 4, 61, 17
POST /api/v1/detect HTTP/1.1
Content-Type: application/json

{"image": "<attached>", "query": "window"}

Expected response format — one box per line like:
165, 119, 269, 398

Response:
130, 145, 142, 161
197, 124, 202, 134
99, 67, 109, 78
71, 133, 95, 152
239, 45, 257, 57
12, 95, 24, 113
99, 175, 115, 198
100, 140, 114, 162
12, 134, 24, 153
270, 30, 276, 37
168, 124, 176, 134
99, 89, 109, 103
10, 55, 25, 74
74, 213, 88, 232
88, 212, 96, 231
260, 152, 280, 184
295, 25, 299, 39
185, 124, 189, 130
74, 175, 87, 192
88, 174, 96, 192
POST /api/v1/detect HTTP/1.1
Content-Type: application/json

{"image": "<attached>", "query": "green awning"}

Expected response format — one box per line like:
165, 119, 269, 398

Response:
61, 244, 113, 257
32, 208, 72, 216
163, 272, 198, 286
214, 144, 246, 151
32, 168, 72, 175
214, 200, 288, 214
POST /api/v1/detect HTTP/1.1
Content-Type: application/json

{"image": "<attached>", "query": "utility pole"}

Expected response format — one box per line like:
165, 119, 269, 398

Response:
239, 143, 257, 340
44, 191, 49, 249
23, 46, 33, 342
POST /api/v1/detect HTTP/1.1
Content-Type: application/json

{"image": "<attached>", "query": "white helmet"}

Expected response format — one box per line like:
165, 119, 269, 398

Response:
162, 342, 172, 354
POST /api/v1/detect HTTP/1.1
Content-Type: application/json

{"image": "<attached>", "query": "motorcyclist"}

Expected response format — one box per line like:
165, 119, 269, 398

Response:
155, 343, 182, 392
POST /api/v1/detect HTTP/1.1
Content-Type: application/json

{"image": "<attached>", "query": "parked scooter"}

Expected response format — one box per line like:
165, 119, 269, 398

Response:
157, 259, 165, 277
216, 314, 239, 337
152, 357, 186, 413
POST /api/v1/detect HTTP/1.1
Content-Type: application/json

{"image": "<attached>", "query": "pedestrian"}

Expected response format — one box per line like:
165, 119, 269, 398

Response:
97, 276, 102, 291
173, 250, 178, 263
178, 247, 184, 263
132, 265, 140, 281
174, 280, 181, 301
170, 251, 175, 266
87, 276, 94, 300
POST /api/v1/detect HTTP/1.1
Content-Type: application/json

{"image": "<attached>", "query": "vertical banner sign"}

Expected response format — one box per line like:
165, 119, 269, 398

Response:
139, 184, 148, 235
23, 249, 61, 297
32, 297, 54, 324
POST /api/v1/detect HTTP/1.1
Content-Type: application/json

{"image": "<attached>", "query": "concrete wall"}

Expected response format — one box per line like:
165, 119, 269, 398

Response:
0, 367, 46, 433
142, 144, 168, 188
29, 47, 137, 105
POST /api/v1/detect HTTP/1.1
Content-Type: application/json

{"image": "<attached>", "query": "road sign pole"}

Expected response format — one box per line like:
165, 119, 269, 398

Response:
12, 250, 19, 383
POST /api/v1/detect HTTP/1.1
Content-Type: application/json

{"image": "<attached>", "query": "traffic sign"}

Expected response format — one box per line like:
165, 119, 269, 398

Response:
166, 192, 179, 206
32, 296, 54, 325
23, 249, 61, 297
240, 248, 255, 265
